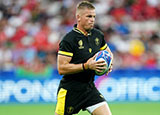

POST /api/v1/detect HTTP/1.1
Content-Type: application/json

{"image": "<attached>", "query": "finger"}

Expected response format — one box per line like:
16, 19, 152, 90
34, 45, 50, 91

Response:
96, 63, 106, 67
95, 62, 107, 68
108, 67, 112, 72
96, 60, 105, 64
92, 54, 97, 60
95, 69, 104, 73
96, 66, 107, 70
109, 68, 112, 72
105, 71, 109, 76
110, 59, 113, 66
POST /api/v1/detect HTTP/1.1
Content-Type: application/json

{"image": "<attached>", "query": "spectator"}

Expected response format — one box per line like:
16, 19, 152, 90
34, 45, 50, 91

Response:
0, 0, 160, 72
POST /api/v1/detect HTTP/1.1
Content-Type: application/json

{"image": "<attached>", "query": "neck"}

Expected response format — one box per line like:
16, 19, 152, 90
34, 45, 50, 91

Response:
77, 24, 88, 36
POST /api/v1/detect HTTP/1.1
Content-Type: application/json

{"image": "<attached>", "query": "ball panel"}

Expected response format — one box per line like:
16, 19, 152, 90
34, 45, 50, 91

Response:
95, 50, 112, 76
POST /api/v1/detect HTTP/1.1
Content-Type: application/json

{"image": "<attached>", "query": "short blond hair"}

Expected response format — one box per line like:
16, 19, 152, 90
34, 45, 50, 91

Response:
76, 1, 95, 16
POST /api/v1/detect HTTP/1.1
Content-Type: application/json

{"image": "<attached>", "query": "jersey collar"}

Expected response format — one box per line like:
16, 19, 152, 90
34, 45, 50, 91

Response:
73, 24, 91, 36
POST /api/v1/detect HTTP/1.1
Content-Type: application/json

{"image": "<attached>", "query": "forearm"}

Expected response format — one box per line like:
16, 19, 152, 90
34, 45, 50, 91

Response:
58, 63, 88, 75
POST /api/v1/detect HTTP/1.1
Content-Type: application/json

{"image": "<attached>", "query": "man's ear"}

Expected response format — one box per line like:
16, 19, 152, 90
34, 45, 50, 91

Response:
76, 14, 81, 22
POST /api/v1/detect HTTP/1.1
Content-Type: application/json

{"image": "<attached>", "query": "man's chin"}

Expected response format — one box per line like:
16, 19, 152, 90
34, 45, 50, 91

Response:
86, 27, 93, 32
85, 29, 91, 33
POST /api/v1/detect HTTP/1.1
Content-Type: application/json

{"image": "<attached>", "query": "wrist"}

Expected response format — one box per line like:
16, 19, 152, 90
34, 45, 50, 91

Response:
82, 63, 85, 70
84, 62, 89, 70
82, 62, 89, 71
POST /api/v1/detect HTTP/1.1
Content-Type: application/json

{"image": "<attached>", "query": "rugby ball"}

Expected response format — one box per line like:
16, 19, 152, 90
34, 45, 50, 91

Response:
95, 50, 112, 76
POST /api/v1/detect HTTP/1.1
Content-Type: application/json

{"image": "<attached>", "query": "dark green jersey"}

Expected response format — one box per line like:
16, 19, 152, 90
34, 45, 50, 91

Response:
58, 25, 107, 83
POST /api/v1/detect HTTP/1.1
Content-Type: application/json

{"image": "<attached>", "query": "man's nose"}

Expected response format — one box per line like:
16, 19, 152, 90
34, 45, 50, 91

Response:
90, 17, 95, 22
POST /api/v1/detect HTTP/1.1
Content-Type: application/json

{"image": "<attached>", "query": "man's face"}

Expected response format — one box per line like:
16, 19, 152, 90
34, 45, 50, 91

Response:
77, 8, 96, 31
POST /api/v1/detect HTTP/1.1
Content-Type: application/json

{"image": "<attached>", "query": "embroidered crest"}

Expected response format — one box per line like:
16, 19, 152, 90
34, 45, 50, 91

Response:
95, 38, 100, 46
67, 106, 74, 114
89, 48, 92, 53
78, 40, 84, 49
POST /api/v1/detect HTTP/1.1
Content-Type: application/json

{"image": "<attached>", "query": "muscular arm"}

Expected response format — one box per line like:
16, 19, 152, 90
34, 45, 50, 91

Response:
57, 54, 107, 75
57, 55, 83, 75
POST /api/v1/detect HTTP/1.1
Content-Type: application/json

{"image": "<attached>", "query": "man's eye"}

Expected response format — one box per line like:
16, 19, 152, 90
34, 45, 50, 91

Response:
87, 15, 95, 18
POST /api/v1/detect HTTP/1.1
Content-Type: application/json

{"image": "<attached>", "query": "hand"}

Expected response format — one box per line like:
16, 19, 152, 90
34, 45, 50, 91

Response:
105, 60, 113, 76
85, 55, 107, 72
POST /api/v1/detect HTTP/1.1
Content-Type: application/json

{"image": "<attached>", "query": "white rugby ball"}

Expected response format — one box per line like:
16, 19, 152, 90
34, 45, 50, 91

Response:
95, 50, 112, 76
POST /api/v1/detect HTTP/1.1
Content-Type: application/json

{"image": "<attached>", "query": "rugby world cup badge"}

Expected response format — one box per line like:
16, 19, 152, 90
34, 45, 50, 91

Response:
78, 40, 84, 49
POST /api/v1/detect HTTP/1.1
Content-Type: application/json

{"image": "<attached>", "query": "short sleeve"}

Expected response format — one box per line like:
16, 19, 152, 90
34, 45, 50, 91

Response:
58, 40, 73, 57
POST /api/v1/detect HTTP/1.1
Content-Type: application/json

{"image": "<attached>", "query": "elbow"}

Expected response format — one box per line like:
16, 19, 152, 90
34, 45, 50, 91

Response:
58, 70, 63, 75
58, 64, 70, 75
58, 71, 63, 75
58, 67, 65, 75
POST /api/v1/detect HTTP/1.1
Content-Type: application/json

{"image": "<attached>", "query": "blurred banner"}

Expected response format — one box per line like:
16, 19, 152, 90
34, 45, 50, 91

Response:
0, 69, 160, 103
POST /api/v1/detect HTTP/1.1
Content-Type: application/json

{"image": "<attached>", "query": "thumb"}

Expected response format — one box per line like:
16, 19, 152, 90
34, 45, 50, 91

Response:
92, 54, 97, 60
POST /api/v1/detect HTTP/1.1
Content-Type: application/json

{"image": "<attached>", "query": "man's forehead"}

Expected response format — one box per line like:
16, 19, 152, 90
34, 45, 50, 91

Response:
81, 8, 96, 15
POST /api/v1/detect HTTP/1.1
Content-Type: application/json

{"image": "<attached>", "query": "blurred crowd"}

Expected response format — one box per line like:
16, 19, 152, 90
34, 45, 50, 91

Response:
0, 0, 160, 73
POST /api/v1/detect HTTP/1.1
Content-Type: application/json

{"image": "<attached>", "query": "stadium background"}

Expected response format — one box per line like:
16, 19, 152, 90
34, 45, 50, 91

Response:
0, 0, 160, 115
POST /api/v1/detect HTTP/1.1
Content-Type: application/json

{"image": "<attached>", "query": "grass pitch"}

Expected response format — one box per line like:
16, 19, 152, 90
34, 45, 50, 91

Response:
0, 102, 160, 115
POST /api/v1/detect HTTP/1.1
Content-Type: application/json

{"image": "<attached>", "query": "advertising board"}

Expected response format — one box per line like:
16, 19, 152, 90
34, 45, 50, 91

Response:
0, 69, 160, 103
